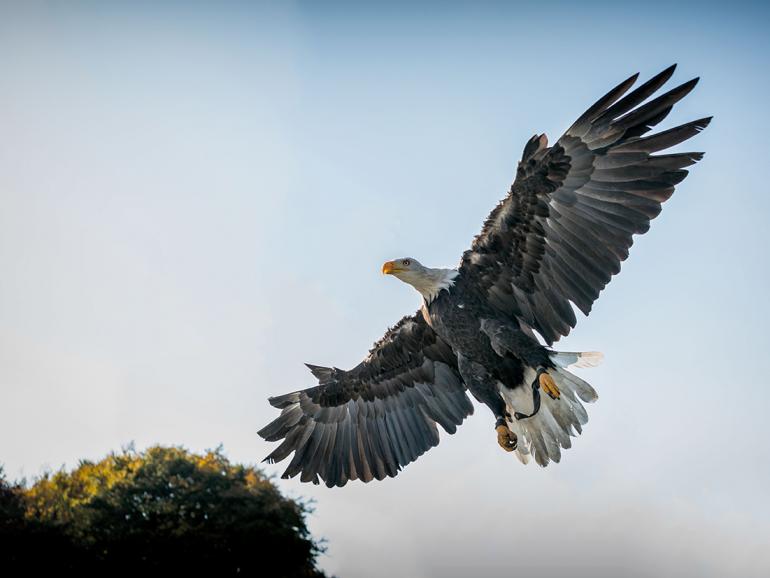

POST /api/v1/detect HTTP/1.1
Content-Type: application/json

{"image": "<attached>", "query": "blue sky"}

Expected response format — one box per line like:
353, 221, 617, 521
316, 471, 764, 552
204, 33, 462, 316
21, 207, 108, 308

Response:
1, 1, 769, 576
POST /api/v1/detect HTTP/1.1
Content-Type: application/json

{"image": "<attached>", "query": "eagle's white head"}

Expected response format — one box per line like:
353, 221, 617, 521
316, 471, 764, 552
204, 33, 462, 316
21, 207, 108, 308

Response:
382, 257, 459, 304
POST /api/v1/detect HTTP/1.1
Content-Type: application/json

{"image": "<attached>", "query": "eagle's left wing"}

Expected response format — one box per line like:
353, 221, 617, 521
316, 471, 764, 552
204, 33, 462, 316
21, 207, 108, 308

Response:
460, 65, 710, 344
258, 313, 473, 487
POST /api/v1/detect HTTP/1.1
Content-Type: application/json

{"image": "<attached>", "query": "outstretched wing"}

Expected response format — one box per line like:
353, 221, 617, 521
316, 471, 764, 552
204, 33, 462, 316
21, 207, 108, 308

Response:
258, 313, 473, 487
460, 65, 710, 344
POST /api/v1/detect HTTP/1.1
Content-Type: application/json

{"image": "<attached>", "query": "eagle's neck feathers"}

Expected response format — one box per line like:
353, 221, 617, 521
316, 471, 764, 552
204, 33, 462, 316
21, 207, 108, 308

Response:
412, 268, 459, 304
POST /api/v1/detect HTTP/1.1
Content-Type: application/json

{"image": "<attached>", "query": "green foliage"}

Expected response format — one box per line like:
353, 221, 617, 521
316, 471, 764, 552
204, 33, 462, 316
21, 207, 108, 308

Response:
0, 447, 326, 576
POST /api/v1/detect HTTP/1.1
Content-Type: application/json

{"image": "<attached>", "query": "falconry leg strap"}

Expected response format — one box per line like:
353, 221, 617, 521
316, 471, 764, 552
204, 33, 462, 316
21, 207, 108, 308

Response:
514, 368, 559, 421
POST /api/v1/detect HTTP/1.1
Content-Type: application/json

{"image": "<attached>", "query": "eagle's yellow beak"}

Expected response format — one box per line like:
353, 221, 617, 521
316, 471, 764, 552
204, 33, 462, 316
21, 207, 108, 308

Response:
382, 261, 398, 275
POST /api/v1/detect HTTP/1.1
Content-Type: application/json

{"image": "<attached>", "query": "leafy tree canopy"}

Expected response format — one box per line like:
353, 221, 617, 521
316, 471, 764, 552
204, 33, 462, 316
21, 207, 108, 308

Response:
0, 446, 327, 577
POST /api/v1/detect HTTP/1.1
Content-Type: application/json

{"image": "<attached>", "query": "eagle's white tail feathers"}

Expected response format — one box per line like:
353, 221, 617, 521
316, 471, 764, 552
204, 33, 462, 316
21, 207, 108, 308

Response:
499, 353, 601, 467
549, 350, 604, 369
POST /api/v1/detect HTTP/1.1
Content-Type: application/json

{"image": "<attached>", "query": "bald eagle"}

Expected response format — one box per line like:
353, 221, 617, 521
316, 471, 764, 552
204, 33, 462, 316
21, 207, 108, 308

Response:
258, 65, 710, 486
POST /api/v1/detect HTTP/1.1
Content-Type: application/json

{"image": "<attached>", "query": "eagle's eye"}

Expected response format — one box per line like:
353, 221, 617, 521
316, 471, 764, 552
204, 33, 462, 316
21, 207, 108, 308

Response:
402, 259, 411, 266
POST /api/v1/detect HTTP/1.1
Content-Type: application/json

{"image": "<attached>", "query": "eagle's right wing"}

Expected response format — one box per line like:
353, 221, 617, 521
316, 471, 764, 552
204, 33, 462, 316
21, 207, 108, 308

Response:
258, 313, 473, 487
459, 65, 710, 344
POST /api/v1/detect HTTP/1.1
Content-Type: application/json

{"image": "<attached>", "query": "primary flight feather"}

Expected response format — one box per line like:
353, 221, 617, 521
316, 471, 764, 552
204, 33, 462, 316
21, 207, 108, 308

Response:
258, 65, 710, 487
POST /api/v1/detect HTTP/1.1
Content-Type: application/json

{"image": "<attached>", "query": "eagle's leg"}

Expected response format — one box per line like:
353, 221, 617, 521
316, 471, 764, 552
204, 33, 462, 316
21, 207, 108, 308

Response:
539, 370, 560, 400
513, 367, 559, 421
457, 354, 516, 453
495, 417, 517, 452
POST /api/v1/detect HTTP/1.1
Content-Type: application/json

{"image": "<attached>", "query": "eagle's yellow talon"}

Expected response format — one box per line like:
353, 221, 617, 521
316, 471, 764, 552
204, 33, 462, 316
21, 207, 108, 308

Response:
496, 424, 517, 452
539, 372, 560, 399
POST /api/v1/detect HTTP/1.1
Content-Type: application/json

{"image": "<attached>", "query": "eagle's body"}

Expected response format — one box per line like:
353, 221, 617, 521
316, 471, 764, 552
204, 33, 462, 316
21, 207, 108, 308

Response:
425, 271, 551, 373
259, 65, 710, 486
421, 270, 548, 415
